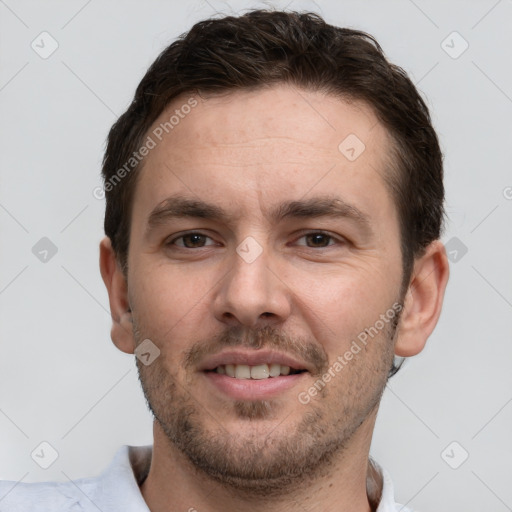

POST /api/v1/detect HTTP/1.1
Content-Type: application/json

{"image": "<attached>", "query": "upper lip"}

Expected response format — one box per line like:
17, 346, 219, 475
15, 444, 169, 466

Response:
198, 349, 313, 373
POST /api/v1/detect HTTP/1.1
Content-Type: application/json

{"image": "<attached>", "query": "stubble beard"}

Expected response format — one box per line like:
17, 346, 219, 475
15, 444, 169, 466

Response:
133, 310, 400, 498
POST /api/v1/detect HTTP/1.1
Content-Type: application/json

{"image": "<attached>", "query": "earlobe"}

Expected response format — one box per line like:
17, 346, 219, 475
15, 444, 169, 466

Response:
99, 237, 136, 355
394, 240, 450, 357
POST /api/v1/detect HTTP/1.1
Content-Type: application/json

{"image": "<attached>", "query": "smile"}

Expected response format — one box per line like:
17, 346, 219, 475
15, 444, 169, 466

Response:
211, 363, 305, 379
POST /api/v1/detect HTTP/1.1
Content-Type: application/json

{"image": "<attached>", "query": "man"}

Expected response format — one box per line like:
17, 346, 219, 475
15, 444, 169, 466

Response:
0, 9, 449, 511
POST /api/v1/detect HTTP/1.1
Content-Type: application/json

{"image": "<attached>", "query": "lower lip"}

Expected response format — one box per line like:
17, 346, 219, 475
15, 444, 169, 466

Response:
203, 371, 307, 400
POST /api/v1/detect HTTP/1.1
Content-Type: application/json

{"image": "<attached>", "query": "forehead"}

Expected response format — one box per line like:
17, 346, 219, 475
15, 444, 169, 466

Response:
153, 86, 382, 155
132, 84, 398, 235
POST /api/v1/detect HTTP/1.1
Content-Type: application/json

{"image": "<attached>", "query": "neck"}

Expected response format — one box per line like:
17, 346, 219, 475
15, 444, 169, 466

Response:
140, 414, 380, 512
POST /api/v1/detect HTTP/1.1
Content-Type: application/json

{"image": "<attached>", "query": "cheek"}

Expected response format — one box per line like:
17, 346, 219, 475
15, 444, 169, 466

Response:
130, 261, 210, 346
298, 258, 394, 307
286, 261, 398, 352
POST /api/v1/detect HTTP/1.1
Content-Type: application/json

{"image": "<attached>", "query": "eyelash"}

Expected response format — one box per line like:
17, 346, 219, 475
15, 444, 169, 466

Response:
166, 230, 345, 250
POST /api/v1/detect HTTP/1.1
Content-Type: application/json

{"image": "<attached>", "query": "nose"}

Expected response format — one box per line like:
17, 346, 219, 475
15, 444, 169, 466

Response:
212, 242, 291, 328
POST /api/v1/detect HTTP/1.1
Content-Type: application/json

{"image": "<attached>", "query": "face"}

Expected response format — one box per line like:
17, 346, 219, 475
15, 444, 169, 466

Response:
127, 85, 405, 494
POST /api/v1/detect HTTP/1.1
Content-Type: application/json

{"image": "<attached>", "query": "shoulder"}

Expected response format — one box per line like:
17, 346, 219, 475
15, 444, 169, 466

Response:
3, 449, 415, 511
0, 445, 150, 512
0, 476, 98, 512
374, 461, 416, 512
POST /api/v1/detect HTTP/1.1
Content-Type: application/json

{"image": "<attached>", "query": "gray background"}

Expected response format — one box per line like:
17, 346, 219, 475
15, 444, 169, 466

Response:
1, 0, 511, 510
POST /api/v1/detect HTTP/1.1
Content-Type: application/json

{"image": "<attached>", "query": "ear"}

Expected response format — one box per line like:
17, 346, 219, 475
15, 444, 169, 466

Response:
99, 237, 136, 354
394, 240, 450, 357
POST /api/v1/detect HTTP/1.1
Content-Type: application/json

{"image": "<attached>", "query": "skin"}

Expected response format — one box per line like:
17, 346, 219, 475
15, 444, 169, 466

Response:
100, 84, 449, 512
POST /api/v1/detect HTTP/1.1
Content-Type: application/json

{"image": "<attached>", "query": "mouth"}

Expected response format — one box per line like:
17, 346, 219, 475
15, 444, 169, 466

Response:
206, 363, 307, 379
200, 350, 311, 400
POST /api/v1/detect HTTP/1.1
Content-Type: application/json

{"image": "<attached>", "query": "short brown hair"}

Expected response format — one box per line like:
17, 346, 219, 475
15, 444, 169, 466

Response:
101, 9, 444, 294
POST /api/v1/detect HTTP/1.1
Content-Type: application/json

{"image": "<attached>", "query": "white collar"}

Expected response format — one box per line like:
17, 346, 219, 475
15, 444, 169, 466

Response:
0, 445, 409, 511
105, 445, 409, 512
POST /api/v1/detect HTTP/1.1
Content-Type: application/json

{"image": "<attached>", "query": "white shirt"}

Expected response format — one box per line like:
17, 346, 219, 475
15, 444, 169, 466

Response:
0, 445, 413, 511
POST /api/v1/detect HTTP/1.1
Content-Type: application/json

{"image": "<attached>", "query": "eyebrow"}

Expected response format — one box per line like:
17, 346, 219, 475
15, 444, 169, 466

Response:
145, 194, 373, 236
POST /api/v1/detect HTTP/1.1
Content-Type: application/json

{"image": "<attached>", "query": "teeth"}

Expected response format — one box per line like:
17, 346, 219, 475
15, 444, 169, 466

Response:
214, 363, 298, 379
225, 364, 235, 377
235, 365, 251, 379
250, 364, 269, 379
269, 363, 281, 377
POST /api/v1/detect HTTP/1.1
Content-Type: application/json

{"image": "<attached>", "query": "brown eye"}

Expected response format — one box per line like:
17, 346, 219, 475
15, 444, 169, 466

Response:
304, 233, 333, 247
167, 232, 215, 249
295, 231, 342, 248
